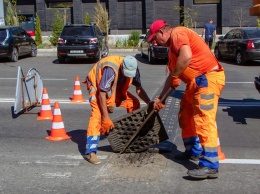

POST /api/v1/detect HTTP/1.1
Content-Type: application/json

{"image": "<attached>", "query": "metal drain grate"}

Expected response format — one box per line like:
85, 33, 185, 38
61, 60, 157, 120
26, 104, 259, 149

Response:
107, 106, 169, 153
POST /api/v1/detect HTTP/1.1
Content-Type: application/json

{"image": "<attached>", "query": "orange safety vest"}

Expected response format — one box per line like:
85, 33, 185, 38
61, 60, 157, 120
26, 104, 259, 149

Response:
87, 56, 133, 106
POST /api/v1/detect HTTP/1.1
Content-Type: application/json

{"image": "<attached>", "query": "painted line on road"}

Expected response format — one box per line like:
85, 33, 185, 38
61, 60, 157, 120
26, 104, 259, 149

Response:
220, 159, 260, 164
0, 79, 254, 83
0, 78, 67, 80
226, 82, 254, 84
0, 98, 148, 105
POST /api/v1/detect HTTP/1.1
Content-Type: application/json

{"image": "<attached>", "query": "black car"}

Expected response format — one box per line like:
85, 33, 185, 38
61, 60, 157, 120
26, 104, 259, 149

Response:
214, 28, 260, 65
0, 26, 37, 62
57, 23, 109, 63
255, 73, 260, 94
139, 30, 168, 64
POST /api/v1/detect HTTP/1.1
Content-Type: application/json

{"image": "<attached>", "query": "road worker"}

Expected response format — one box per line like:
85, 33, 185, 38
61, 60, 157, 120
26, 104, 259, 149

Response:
82, 55, 151, 164
148, 20, 225, 179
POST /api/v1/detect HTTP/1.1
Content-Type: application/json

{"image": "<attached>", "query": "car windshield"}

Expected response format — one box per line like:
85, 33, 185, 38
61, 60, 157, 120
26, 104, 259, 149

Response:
61, 26, 94, 36
0, 29, 7, 41
245, 29, 260, 39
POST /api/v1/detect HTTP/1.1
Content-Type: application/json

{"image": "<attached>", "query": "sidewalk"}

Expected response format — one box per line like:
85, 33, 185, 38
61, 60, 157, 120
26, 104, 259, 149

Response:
37, 48, 139, 56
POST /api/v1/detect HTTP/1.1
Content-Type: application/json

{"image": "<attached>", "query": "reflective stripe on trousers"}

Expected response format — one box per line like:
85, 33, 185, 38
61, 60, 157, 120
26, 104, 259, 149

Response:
178, 69, 225, 169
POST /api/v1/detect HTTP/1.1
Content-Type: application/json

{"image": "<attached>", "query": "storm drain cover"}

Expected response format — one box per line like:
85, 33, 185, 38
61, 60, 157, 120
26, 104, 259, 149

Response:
107, 106, 169, 153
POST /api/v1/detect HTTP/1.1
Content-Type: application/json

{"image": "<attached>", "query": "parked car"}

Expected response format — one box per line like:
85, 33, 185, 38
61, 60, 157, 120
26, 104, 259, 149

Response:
255, 73, 260, 94
0, 26, 37, 62
57, 23, 109, 63
139, 30, 168, 64
214, 28, 260, 65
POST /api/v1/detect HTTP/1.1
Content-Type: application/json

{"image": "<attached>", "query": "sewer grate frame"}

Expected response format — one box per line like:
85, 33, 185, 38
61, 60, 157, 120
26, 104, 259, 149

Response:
107, 105, 169, 153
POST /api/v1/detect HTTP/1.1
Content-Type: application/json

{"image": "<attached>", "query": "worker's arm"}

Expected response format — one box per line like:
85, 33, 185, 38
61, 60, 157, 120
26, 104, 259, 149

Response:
170, 45, 192, 77
158, 45, 191, 100
135, 86, 151, 104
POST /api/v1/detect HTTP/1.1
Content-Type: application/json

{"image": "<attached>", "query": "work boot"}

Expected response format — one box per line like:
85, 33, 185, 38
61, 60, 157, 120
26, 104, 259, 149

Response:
84, 152, 101, 165
173, 152, 201, 161
187, 165, 219, 179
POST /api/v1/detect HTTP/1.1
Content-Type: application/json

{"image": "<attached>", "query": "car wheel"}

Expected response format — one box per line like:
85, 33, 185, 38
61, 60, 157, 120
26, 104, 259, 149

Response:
58, 56, 66, 64
102, 45, 109, 57
214, 47, 222, 60
236, 51, 246, 65
148, 49, 155, 64
30, 44, 37, 57
9, 47, 18, 62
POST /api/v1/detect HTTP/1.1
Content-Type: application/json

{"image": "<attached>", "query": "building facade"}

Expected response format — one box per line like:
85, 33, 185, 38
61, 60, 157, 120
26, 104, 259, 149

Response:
14, 0, 257, 35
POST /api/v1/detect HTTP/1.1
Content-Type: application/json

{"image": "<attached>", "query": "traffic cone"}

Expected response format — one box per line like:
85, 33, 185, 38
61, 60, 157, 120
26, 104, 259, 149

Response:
70, 76, 86, 103
217, 131, 226, 160
46, 102, 71, 141
37, 88, 53, 120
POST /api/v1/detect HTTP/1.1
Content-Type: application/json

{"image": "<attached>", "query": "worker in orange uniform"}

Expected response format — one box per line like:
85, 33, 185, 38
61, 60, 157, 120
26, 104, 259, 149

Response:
148, 20, 225, 179
82, 55, 151, 164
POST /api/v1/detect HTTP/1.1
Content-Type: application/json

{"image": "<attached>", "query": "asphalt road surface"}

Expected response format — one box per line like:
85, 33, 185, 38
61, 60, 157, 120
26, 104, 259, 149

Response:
0, 50, 259, 194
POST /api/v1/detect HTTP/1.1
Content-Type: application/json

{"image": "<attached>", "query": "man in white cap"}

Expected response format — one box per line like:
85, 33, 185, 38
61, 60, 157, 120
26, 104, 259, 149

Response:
82, 55, 151, 164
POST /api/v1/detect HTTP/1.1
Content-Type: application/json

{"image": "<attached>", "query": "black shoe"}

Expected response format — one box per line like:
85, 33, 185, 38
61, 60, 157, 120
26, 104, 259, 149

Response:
187, 165, 219, 179
173, 152, 201, 161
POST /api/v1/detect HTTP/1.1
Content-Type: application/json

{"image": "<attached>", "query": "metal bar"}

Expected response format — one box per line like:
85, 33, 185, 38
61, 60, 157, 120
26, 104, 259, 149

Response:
120, 87, 174, 154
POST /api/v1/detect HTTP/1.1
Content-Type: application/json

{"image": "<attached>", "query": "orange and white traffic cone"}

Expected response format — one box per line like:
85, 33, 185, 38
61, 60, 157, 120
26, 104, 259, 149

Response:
217, 131, 226, 160
46, 102, 71, 141
37, 88, 53, 120
70, 76, 86, 103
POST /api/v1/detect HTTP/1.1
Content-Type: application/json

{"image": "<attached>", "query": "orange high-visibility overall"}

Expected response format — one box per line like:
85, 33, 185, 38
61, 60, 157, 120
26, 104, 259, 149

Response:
85, 56, 140, 154
168, 27, 225, 169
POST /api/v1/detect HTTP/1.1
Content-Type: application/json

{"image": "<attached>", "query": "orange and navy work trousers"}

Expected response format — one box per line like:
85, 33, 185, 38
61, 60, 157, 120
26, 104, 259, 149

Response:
178, 68, 225, 169
85, 87, 140, 154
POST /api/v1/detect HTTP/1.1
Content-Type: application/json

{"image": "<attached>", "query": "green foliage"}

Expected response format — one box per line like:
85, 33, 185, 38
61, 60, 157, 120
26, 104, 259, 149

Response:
257, 17, 260, 28
116, 38, 128, 48
128, 31, 140, 47
35, 13, 42, 46
49, 10, 64, 46
5, 0, 18, 26
84, 12, 91, 24
93, 0, 110, 41
173, 6, 198, 29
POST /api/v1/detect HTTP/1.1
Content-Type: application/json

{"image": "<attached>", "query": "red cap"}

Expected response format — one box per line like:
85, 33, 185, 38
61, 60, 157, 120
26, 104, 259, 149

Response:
148, 20, 168, 42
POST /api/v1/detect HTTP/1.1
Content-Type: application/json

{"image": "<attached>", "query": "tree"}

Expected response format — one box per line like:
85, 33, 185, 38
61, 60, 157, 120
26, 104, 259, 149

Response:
49, 10, 64, 46
93, 0, 110, 40
234, 8, 248, 27
34, 13, 42, 46
5, 0, 18, 26
84, 12, 91, 24
173, 6, 198, 29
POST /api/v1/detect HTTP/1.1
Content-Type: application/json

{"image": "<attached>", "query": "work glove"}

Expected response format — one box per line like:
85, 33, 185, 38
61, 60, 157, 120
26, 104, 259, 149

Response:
82, 77, 87, 84
170, 75, 181, 89
100, 117, 115, 135
153, 98, 165, 112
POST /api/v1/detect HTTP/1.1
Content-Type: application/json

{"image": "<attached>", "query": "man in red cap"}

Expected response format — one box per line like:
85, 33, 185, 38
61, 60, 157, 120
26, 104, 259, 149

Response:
149, 20, 225, 179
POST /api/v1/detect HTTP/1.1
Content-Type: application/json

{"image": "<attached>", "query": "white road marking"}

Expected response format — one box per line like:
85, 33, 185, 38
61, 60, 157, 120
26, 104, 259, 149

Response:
0, 78, 67, 80
220, 159, 260, 164
52, 154, 108, 160
42, 172, 71, 178
0, 98, 147, 105
19, 160, 80, 166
